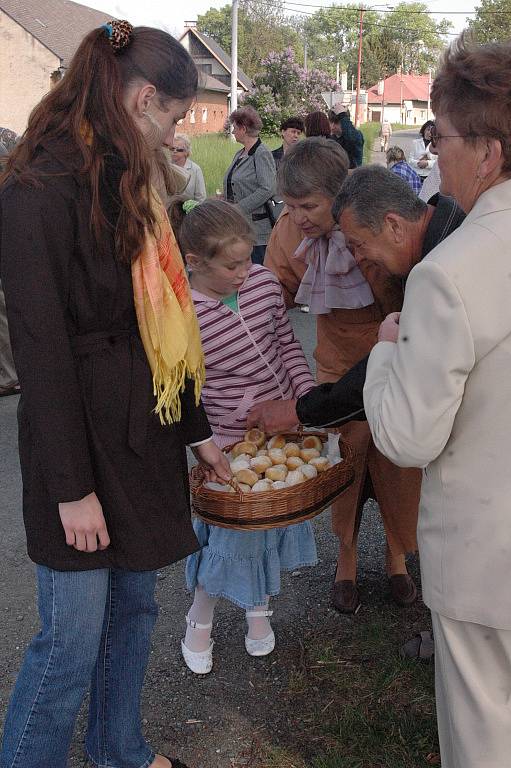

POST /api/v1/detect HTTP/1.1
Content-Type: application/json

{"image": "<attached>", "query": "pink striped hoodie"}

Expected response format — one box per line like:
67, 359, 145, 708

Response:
191, 265, 315, 448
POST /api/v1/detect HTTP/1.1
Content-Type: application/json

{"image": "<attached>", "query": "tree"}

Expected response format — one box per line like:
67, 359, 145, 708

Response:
241, 48, 338, 134
302, 2, 452, 87
469, 0, 511, 41
196, 1, 303, 78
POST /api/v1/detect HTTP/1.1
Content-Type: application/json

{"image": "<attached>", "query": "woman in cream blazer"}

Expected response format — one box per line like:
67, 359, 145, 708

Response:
363, 37, 511, 768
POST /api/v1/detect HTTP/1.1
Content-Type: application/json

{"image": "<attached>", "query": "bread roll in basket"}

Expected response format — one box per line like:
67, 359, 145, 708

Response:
190, 432, 354, 531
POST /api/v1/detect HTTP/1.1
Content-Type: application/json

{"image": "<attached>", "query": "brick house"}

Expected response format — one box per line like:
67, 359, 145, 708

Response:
367, 73, 433, 126
0, 0, 112, 135
179, 25, 252, 135
0, 1, 241, 138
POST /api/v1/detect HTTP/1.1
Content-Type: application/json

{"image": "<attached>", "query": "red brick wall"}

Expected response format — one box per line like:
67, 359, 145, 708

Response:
181, 92, 229, 135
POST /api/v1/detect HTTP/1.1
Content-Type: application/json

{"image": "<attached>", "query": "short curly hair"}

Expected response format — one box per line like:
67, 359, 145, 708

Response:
229, 106, 263, 137
431, 33, 511, 173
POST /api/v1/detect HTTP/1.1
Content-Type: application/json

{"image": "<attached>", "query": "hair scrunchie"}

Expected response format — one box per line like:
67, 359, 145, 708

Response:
101, 20, 133, 53
182, 199, 200, 214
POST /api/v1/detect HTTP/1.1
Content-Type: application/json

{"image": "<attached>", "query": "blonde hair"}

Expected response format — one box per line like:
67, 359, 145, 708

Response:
168, 198, 256, 258
173, 133, 191, 155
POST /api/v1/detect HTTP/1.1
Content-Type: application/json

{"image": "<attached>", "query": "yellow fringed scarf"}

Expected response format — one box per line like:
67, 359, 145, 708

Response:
131, 189, 205, 424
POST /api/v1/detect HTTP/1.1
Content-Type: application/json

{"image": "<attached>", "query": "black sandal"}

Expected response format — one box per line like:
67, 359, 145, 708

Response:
165, 758, 190, 768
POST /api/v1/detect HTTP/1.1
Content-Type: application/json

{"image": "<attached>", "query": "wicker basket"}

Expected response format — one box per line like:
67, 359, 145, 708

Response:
190, 432, 354, 530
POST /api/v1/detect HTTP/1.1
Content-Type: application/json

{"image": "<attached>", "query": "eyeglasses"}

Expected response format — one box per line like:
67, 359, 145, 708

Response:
171, 147, 186, 153
429, 127, 477, 149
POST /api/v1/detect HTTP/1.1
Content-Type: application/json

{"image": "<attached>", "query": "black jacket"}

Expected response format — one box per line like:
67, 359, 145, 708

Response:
272, 145, 284, 169
0, 138, 211, 571
296, 195, 466, 428
330, 115, 364, 168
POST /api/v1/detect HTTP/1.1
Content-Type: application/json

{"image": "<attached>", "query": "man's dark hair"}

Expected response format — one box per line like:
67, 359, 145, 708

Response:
280, 116, 304, 132
332, 165, 427, 232
327, 109, 342, 124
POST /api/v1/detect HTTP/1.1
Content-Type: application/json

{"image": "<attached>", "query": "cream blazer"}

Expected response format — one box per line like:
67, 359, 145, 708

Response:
364, 178, 511, 629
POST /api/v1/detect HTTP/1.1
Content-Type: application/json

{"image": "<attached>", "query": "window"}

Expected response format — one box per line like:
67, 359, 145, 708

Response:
202, 108, 208, 123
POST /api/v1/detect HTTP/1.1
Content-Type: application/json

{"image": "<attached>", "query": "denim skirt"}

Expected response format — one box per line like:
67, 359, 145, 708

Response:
185, 516, 318, 609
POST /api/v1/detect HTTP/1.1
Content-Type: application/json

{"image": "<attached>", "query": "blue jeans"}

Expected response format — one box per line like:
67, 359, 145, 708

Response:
1, 566, 158, 768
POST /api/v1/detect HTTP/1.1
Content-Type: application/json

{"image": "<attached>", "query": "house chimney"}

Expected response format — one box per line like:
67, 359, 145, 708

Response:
377, 79, 384, 96
184, 20, 197, 28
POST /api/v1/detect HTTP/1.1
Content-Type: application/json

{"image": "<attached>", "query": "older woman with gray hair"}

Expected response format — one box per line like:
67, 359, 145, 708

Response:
363, 36, 511, 767
170, 133, 207, 202
224, 106, 276, 264
256, 138, 421, 614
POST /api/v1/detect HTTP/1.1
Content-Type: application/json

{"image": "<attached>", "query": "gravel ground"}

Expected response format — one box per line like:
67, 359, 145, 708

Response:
0, 288, 421, 767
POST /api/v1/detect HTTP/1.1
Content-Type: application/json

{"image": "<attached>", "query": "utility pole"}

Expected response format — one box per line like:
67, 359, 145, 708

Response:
336, 61, 340, 84
230, 0, 239, 139
427, 67, 432, 120
354, 5, 364, 128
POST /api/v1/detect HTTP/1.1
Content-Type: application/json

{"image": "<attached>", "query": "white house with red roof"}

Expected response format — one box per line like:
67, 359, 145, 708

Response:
367, 72, 433, 126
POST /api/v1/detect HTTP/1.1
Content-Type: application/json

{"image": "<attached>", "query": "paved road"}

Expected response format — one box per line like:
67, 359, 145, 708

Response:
370, 128, 420, 165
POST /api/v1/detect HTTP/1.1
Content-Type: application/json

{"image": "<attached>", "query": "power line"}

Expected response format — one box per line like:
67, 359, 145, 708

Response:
255, 0, 466, 32
252, 0, 459, 35
254, 0, 511, 14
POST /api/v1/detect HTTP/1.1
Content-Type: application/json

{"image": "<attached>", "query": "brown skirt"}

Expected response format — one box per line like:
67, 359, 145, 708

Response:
316, 308, 421, 556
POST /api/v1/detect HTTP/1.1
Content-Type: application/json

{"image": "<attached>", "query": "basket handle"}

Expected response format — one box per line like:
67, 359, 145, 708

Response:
228, 476, 245, 499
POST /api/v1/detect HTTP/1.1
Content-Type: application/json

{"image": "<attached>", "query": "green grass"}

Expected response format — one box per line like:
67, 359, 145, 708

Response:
192, 122, 415, 196
254, 599, 438, 768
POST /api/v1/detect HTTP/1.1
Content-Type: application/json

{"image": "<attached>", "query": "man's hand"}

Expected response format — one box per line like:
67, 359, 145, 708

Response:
59, 492, 110, 553
378, 312, 401, 343
193, 439, 232, 483
418, 157, 429, 169
247, 399, 299, 434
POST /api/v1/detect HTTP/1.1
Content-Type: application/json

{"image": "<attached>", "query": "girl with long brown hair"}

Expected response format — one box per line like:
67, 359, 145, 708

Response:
0, 21, 229, 768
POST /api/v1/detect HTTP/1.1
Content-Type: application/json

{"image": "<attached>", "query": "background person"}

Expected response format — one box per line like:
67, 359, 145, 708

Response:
418, 160, 441, 202
272, 116, 304, 169
170, 132, 206, 202
408, 119, 436, 181
328, 104, 364, 168
263, 139, 421, 614
0, 135, 19, 397
386, 146, 422, 194
224, 106, 276, 265
363, 36, 511, 768
0, 21, 228, 768
379, 119, 392, 152
304, 110, 331, 138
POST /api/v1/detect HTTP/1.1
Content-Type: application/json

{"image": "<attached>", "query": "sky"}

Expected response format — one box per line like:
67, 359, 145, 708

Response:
83, 0, 478, 39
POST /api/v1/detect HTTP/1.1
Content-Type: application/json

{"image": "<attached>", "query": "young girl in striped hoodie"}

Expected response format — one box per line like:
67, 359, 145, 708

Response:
170, 198, 317, 674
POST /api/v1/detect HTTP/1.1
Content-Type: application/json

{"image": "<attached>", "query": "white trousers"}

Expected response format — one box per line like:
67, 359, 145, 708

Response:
432, 611, 511, 768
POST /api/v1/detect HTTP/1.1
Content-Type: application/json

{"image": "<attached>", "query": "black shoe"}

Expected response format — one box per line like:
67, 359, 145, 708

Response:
165, 758, 189, 768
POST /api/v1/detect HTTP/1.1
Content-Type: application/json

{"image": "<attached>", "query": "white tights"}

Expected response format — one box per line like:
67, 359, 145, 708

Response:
184, 586, 272, 652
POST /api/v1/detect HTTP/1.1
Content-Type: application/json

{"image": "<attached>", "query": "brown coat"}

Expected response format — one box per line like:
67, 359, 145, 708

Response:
265, 210, 420, 553
0, 139, 211, 571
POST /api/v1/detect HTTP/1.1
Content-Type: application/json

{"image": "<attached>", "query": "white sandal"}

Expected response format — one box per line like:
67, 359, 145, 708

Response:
244, 609, 275, 657
181, 614, 214, 674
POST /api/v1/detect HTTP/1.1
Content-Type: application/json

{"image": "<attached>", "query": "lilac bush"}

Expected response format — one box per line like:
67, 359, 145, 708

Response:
241, 48, 339, 134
